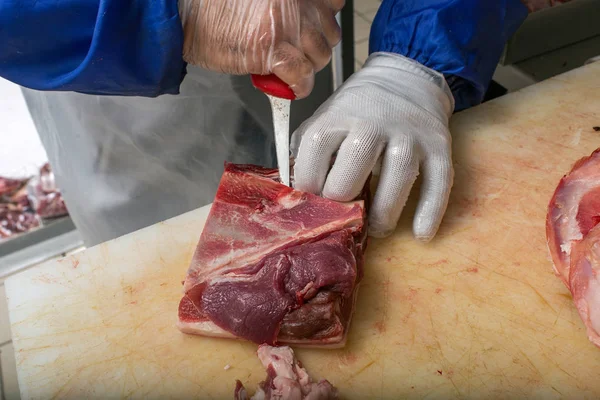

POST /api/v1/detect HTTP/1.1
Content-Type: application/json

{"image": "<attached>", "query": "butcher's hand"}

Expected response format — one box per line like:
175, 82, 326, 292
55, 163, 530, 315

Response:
292, 53, 455, 240
178, 0, 344, 99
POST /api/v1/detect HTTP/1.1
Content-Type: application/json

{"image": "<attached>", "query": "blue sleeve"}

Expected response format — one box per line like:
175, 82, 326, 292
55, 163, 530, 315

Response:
369, 0, 528, 111
0, 0, 185, 97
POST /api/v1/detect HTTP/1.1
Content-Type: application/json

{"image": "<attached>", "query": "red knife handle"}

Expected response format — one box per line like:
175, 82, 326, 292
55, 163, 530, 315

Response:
251, 74, 296, 100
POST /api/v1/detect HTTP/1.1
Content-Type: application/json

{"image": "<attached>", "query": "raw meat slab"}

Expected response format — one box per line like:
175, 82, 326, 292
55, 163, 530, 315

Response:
546, 148, 600, 347
177, 163, 368, 347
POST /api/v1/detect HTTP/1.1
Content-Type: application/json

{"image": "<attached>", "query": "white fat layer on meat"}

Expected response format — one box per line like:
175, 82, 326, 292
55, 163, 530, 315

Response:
556, 178, 596, 256
278, 192, 307, 209
570, 128, 583, 146
248, 198, 362, 236
585, 275, 600, 336
245, 345, 338, 399
257, 346, 297, 380
197, 216, 362, 283
213, 254, 288, 284
584, 240, 600, 336
560, 200, 583, 252
250, 388, 266, 400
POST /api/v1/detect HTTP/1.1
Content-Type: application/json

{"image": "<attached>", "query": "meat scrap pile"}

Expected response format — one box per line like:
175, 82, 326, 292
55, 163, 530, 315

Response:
235, 345, 337, 400
0, 163, 68, 241
546, 148, 600, 348
178, 163, 368, 347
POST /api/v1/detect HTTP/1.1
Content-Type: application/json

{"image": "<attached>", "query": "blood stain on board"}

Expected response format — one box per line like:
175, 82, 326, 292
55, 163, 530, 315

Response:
373, 320, 386, 333
72, 259, 79, 268
34, 274, 59, 284
339, 352, 358, 365
429, 259, 448, 267
435, 287, 443, 294
593, 126, 600, 132
437, 370, 443, 375
406, 288, 418, 300
123, 282, 146, 295
467, 267, 479, 273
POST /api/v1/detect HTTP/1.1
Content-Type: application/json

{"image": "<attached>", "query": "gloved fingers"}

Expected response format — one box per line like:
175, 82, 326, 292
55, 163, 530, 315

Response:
368, 135, 420, 238
413, 142, 454, 242
322, 122, 385, 202
271, 41, 315, 99
292, 115, 347, 195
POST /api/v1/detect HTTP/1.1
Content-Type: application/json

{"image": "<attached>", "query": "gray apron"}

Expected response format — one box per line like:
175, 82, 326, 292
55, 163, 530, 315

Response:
21, 65, 333, 246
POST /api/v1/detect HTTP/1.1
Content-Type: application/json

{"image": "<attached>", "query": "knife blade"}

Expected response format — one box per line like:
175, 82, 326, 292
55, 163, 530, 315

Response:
251, 74, 295, 187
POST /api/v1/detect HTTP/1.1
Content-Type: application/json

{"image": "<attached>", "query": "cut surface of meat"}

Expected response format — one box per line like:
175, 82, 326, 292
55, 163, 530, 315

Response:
546, 148, 600, 348
177, 163, 368, 346
235, 345, 338, 400
569, 224, 600, 347
546, 148, 600, 286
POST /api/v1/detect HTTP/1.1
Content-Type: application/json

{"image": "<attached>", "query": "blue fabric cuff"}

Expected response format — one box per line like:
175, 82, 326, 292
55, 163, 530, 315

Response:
369, 0, 528, 111
0, 0, 185, 97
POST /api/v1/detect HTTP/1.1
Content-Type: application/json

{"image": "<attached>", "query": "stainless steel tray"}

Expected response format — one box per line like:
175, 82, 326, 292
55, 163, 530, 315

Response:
0, 217, 83, 277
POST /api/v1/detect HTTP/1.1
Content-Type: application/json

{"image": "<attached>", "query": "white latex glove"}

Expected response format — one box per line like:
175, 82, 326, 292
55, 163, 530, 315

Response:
178, 0, 344, 99
291, 52, 455, 240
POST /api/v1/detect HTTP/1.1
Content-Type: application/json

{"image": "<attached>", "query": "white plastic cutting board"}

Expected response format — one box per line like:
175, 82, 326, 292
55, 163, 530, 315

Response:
5, 62, 600, 399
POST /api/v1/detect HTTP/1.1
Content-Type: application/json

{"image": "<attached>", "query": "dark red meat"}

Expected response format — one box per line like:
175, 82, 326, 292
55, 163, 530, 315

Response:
177, 163, 368, 347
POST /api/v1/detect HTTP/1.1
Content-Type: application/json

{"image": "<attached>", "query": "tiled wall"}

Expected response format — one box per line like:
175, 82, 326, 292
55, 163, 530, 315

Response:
353, 0, 381, 70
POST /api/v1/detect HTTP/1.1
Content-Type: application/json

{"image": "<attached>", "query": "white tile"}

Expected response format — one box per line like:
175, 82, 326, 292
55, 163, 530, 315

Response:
353, 0, 381, 14
1, 342, 20, 400
355, 39, 370, 65
358, 8, 378, 22
353, 12, 372, 42
0, 286, 12, 345
0, 78, 48, 178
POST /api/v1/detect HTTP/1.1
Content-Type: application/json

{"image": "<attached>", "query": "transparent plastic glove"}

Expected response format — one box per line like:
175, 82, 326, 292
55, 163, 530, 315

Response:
291, 53, 455, 240
178, 0, 344, 99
